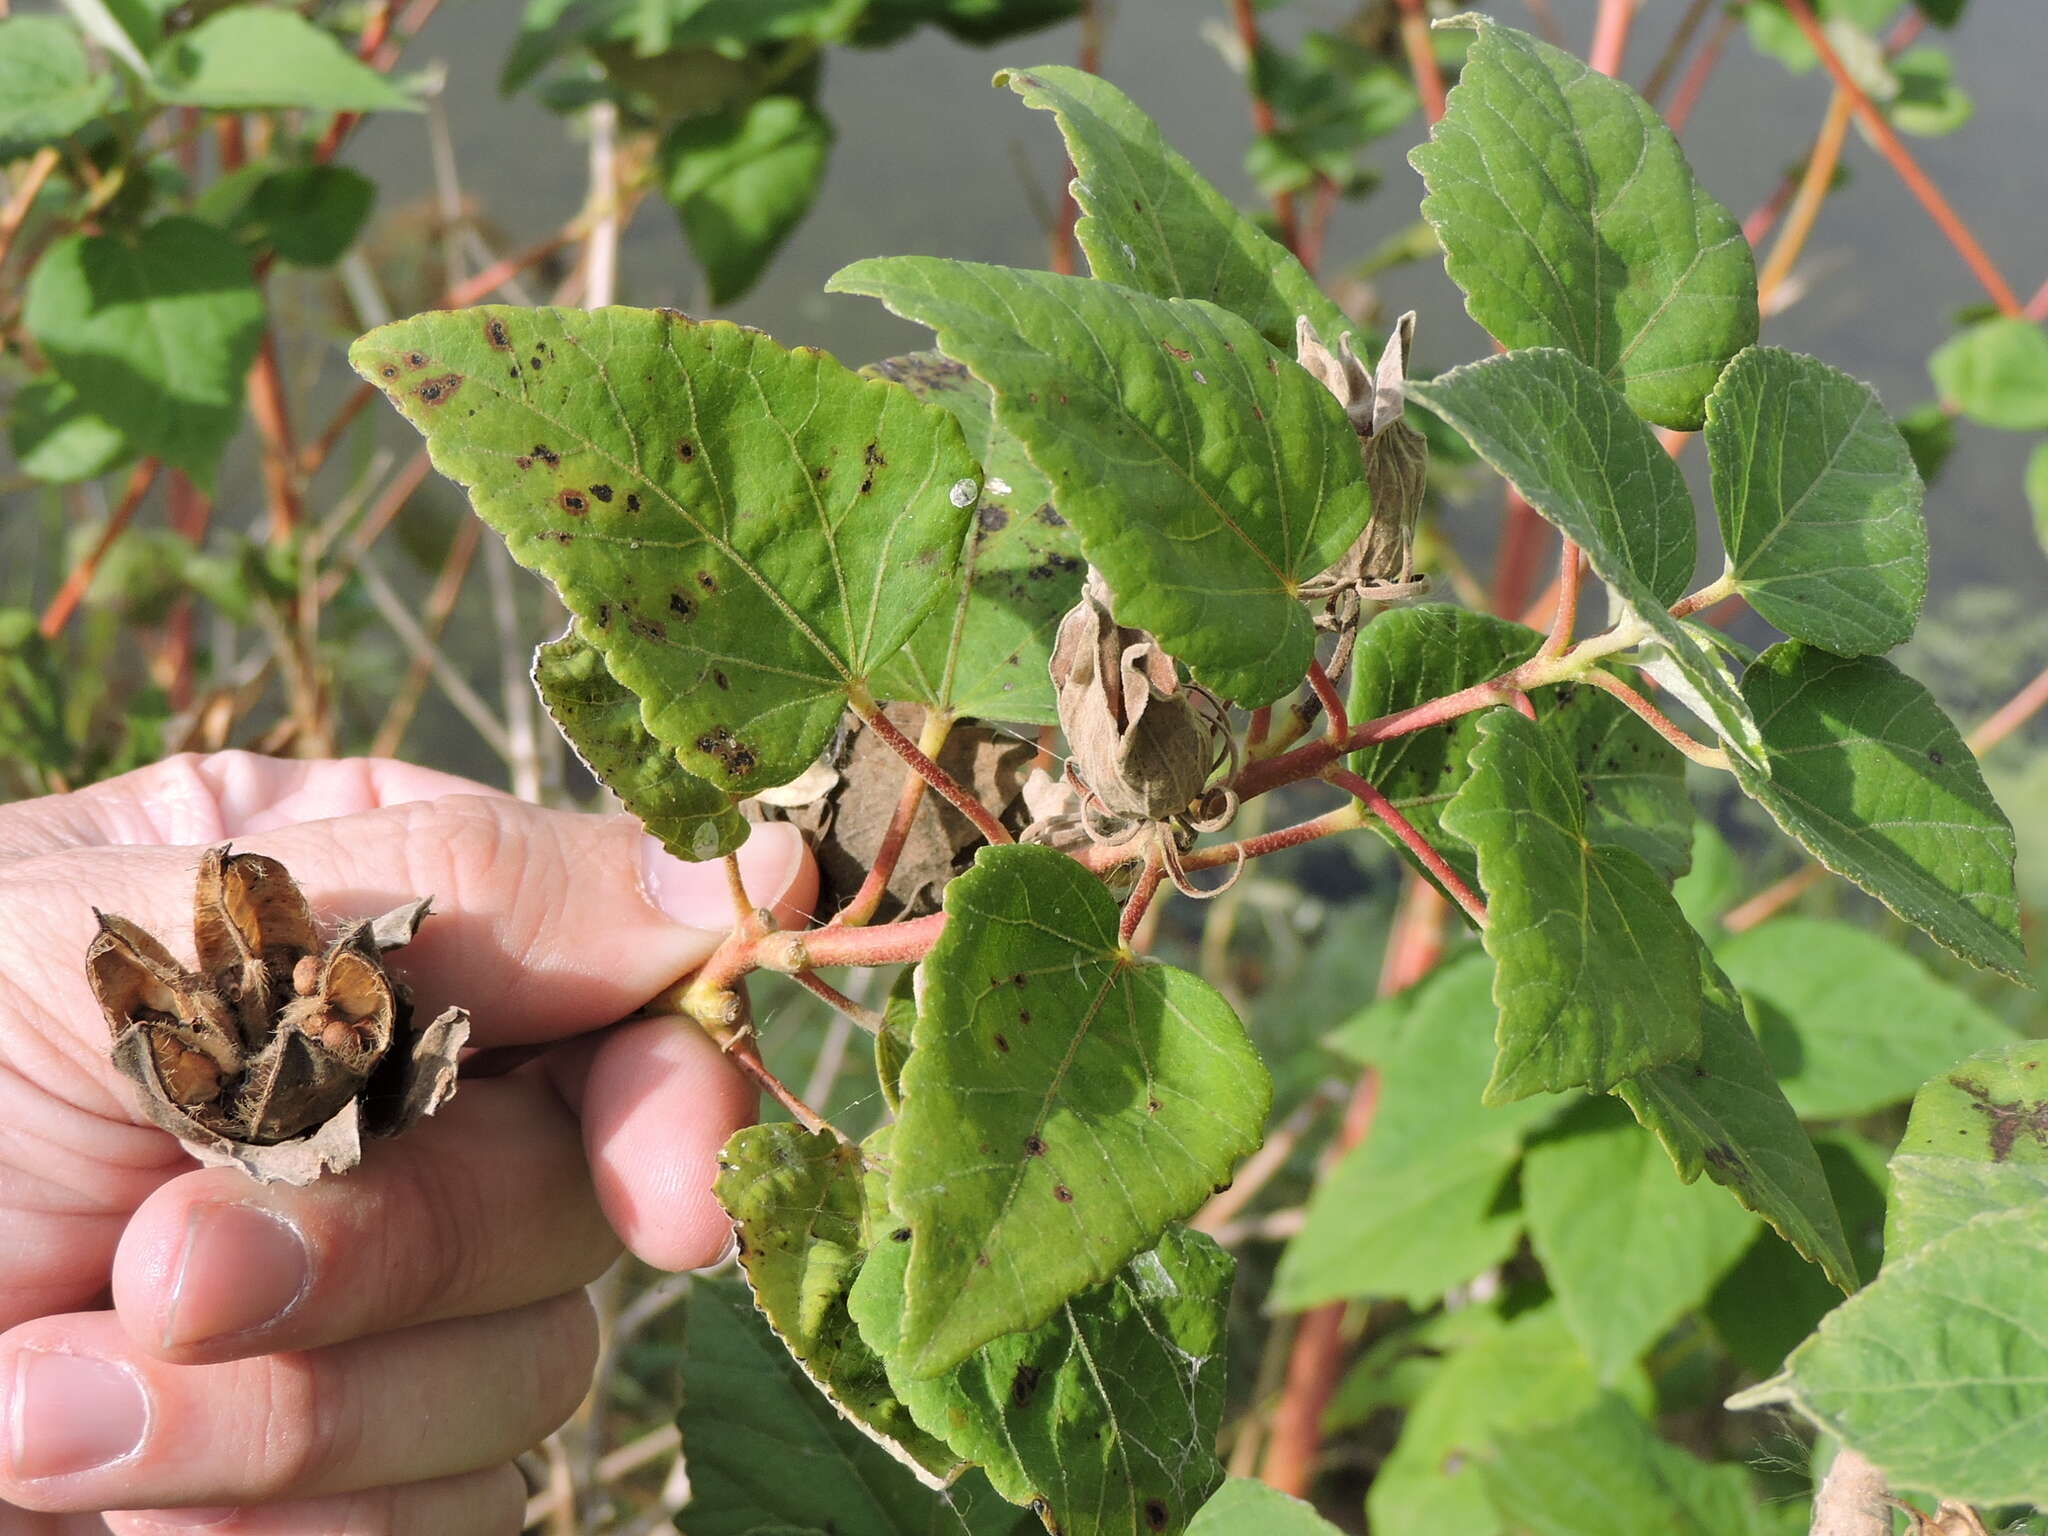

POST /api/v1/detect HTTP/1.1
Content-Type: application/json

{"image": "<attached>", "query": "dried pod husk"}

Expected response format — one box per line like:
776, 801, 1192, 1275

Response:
89, 847, 468, 1185
1050, 570, 1220, 824
1298, 312, 1432, 604
771, 704, 1033, 921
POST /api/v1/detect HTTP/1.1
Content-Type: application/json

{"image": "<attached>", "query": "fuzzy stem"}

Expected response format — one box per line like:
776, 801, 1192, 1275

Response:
1663, 9, 1734, 135
1968, 658, 2048, 756
1490, 490, 1548, 620
1538, 540, 1582, 658
1395, 0, 1447, 122
1306, 659, 1348, 742
1120, 847, 1168, 944
851, 693, 1013, 847
835, 765, 934, 928
0, 145, 59, 273
1587, 0, 1637, 77
791, 970, 887, 1035
1758, 88, 1854, 311
1575, 668, 1731, 770
1780, 0, 2020, 315
1640, 0, 1715, 106
1325, 767, 1488, 926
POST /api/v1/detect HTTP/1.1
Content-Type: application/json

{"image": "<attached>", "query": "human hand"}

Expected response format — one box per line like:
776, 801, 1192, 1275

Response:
0, 752, 814, 1534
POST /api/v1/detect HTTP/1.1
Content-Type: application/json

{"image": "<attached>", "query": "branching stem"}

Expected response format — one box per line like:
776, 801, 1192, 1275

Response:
1324, 767, 1488, 926
1305, 659, 1348, 743
851, 692, 1013, 847
1120, 846, 1167, 944
1575, 668, 1732, 770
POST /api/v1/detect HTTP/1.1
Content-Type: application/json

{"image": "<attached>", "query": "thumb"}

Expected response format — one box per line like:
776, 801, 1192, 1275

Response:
23, 791, 815, 1052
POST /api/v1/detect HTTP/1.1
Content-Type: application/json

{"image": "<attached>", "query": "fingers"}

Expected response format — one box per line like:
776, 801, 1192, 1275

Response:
105, 1465, 525, 1536
12, 781, 815, 1052
0, 1297, 594, 1513
110, 1077, 620, 1365
550, 1014, 758, 1271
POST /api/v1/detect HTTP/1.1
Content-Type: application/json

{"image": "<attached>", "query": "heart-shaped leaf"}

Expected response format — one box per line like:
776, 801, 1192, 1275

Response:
352, 306, 981, 792
1730, 642, 2025, 979
1441, 708, 1703, 1102
995, 65, 1350, 353
0, 16, 111, 157
851, 1225, 1231, 1536
1410, 350, 1764, 764
892, 843, 1268, 1375
1410, 15, 1757, 429
1618, 948, 1859, 1294
861, 353, 1081, 725
152, 6, 420, 113
1187, 1479, 1344, 1536
1705, 347, 1927, 656
533, 627, 746, 861
827, 258, 1372, 705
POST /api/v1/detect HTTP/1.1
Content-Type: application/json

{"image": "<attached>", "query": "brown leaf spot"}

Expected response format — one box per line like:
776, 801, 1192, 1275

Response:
1954, 1073, 2048, 1161
515, 456, 533, 471
405, 351, 427, 369
1161, 341, 1192, 362
414, 374, 462, 407
978, 505, 1009, 534
1018, 1009, 1031, 1025
628, 616, 665, 642
891, 1227, 911, 1242
595, 602, 612, 630
1009, 1363, 1043, 1408
485, 317, 511, 349
1929, 748, 1946, 765
676, 440, 695, 462
993, 1032, 1010, 1053
1147, 1097, 1162, 1114
532, 443, 560, 468
668, 593, 695, 619
589, 484, 613, 503
1144, 1501, 1170, 1532
626, 493, 641, 513
1053, 1184, 1073, 1203
557, 490, 588, 516
696, 571, 718, 593
713, 670, 729, 690
1023, 1135, 1047, 1157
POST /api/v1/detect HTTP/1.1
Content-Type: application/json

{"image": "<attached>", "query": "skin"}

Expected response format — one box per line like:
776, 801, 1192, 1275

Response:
0, 752, 816, 1535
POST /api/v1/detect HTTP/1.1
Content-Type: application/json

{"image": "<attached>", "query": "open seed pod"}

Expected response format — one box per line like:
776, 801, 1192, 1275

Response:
86, 846, 469, 1185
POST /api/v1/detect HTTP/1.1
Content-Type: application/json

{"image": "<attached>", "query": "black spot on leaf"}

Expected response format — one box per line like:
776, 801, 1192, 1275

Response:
1053, 1184, 1073, 1203
558, 491, 588, 515
1010, 1364, 1043, 1408
485, 317, 511, 349
1023, 1135, 1047, 1157
414, 374, 462, 406
589, 484, 613, 502
533, 444, 560, 467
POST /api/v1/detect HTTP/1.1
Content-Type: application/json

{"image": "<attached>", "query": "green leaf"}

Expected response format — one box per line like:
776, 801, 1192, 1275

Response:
1729, 642, 2025, 979
1729, 1202, 2048, 1506
1345, 606, 1691, 896
2027, 442, 2048, 556
994, 65, 1349, 353
1674, 821, 1742, 932
533, 626, 747, 860
352, 305, 980, 793
0, 16, 111, 157
239, 166, 376, 268
1707, 1133, 1887, 1376
1274, 952, 1563, 1309
1482, 1393, 1781, 1536
1187, 1479, 1343, 1536
712, 1124, 964, 1484
1618, 950, 1859, 1294
8, 377, 131, 485
24, 218, 265, 483
1719, 917, 2016, 1120
152, 7, 420, 112
829, 258, 1372, 705
1408, 350, 1763, 763
861, 353, 1080, 724
660, 92, 833, 307
1928, 316, 2048, 431
1887, 1040, 2048, 1260
1704, 347, 1927, 656
1441, 709, 1703, 1102
1409, 16, 1757, 430
1524, 1099, 1758, 1381
55, 0, 155, 76
1890, 48, 1974, 137
1370, 1303, 1633, 1536
891, 843, 1268, 1375
678, 1277, 1021, 1536
851, 1226, 1230, 1536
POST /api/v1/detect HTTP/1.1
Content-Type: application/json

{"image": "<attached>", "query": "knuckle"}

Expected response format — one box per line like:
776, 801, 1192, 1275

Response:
526, 1291, 600, 1435
255, 1353, 353, 1500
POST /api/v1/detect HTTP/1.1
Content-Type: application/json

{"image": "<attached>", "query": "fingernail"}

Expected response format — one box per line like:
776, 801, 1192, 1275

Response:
639, 823, 799, 927
163, 1204, 309, 1348
8, 1350, 148, 1479
142, 1510, 236, 1528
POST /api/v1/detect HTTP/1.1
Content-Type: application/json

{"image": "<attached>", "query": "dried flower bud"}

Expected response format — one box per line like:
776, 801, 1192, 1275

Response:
86, 847, 469, 1185
1050, 571, 1222, 824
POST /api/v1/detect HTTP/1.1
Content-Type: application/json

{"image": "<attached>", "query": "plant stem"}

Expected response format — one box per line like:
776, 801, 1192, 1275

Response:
1491, 490, 1547, 620
371, 517, 481, 757
245, 330, 304, 537
834, 763, 934, 927
1245, 705, 1273, 754
1120, 846, 1167, 944
1640, 0, 1715, 106
1324, 767, 1488, 926
0, 145, 59, 273
1779, 0, 2020, 315
1969, 658, 2048, 756
1757, 88, 1854, 312
851, 694, 1013, 847
1227, 0, 1299, 256
1574, 667, 1731, 770
1538, 540, 1582, 657
1191, 1083, 1341, 1236
1048, 0, 1102, 275
1395, 0, 1447, 123
2026, 275, 2048, 325
40, 460, 159, 638
1306, 658, 1348, 742
791, 969, 887, 1035
1663, 9, 1735, 136
1808, 1447, 1891, 1536
1587, 0, 1637, 77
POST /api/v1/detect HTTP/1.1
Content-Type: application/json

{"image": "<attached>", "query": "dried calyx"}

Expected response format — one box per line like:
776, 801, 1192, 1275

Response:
86, 847, 469, 1185
1297, 311, 1432, 676
1034, 570, 1238, 896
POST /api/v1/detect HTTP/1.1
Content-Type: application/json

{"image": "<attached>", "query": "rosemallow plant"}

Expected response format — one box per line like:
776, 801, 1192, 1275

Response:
352, 17, 2029, 1535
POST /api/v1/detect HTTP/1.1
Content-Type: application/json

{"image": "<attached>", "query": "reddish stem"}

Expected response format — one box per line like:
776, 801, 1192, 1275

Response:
790, 969, 886, 1033
781, 912, 950, 971
1663, 9, 1734, 136
1587, 0, 1637, 77
1723, 864, 1824, 935
1229, 0, 1300, 255
1048, 0, 1102, 275
854, 700, 1013, 847
162, 474, 213, 710
1306, 659, 1348, 742
1297, 178, 1339, 277
1969, 660, 2048, 757
1236, 672, 1519, 802
246, 331, 303, 537
316, 451, 432, 602
2024, 277, 2048, 326
1325, 766, 1487, 926
41, 460, 159, 638
1539, 540, 1582, 657
1119, 849, 1167, 943
1246, 705, 1273, 754
834, 766, 931, 927
1490, 490, 1548, 620
1575, 667, 1725, 766
1395, 0, 1447, 123
0, 146, 59, 273
1780, 0, 2020, 316
1641, 0, 1715, 107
